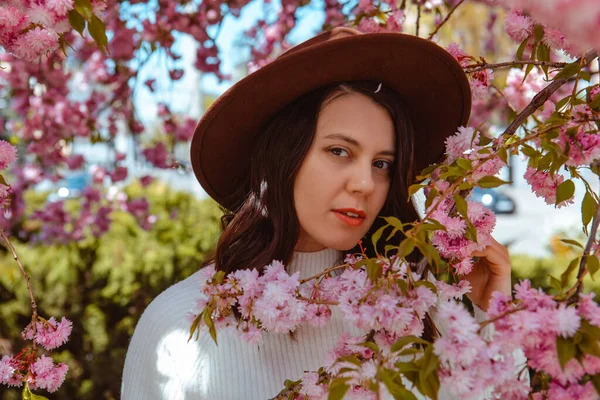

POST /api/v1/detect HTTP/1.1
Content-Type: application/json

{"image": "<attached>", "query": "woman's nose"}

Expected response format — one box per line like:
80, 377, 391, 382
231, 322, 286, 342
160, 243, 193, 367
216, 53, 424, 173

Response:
346, 161, 375, 195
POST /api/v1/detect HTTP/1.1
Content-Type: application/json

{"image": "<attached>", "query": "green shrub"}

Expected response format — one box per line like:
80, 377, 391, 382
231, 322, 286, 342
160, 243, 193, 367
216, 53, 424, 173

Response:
0, 180, 222, 399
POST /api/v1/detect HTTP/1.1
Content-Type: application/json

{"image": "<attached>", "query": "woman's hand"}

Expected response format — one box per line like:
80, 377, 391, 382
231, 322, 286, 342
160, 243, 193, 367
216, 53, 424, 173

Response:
463, 236, 512, 312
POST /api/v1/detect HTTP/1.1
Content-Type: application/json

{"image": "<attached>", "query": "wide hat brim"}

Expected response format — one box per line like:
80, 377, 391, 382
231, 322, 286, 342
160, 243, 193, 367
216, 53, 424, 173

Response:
190, 28, 471, 211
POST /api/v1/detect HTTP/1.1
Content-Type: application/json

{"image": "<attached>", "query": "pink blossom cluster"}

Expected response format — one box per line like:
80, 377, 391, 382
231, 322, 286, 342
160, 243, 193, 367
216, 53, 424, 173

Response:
554, 105, 600, 167
434, 301, 529, 398
443, 126, 506, 182
489, 282, 600, 398
22, 317, 73, 351
30, 190, 112, 243
523, 167, 574, 207
1, 315, 72, 393
0, 354, 68, 393
447, 43, 493, 99
504, 67, 548, 111
429, 199, 496, 275
192, 256, 448, 345
356, 10, 405, 33
0, 140, 17, 209
498, 0, 600, 55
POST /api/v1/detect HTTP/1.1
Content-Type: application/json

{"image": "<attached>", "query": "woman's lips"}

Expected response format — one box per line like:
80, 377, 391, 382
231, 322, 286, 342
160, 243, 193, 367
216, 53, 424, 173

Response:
332, 211, 365, 227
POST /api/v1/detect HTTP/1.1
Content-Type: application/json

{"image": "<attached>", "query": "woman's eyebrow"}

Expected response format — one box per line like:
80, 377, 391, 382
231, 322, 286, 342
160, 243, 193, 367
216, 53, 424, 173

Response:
324, 133, 395, 156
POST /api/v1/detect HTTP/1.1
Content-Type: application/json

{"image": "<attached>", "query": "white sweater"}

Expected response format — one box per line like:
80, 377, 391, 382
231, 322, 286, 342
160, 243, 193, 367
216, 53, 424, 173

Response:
121, 248, 527, 399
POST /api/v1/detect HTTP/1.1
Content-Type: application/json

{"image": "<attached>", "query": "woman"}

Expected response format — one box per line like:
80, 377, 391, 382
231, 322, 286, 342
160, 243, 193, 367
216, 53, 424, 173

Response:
121, 28, 523, 399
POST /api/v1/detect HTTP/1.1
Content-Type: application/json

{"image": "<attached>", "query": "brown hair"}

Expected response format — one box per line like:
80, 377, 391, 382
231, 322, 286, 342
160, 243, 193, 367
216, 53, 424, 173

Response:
202, 80, 435, 338
205, 80, 419, 273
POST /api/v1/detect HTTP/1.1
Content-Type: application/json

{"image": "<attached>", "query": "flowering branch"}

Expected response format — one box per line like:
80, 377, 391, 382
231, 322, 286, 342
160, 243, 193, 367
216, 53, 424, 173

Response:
502, 49, 598, 138
0, 228, 38, 349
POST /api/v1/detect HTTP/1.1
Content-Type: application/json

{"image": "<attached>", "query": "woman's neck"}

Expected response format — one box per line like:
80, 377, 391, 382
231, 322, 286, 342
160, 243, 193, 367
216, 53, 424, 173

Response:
288, 247, 345, 279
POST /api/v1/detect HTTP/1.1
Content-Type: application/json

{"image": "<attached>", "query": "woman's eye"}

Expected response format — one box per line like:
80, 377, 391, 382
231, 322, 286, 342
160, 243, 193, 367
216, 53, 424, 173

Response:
329, 147, 349, 157
374, 160, 392, 170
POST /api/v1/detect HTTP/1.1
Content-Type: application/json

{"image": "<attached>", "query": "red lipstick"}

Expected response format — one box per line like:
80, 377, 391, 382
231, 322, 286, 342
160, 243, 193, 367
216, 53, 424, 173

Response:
332, 208, 366, 227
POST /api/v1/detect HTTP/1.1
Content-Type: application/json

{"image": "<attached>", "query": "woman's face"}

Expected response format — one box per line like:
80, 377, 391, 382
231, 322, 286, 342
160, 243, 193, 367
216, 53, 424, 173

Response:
294, 92, 395, 252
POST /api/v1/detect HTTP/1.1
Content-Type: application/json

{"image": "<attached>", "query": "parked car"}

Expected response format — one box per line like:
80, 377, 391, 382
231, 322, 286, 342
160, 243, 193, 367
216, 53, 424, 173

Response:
46, 171, 92, 202
469, 187, 516, 214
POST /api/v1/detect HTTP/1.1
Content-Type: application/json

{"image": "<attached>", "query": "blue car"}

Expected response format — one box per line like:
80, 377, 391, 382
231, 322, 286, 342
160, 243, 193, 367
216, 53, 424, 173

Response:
46, 171, 92, 202
469, 187, 516, 214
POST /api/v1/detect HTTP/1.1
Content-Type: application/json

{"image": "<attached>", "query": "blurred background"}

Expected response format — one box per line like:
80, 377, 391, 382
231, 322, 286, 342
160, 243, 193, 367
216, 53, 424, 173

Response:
1, 0, 599, 398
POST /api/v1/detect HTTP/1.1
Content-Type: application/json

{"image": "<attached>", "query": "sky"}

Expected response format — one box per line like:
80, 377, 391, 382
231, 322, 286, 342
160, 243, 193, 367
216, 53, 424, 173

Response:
133, 0, 326, 123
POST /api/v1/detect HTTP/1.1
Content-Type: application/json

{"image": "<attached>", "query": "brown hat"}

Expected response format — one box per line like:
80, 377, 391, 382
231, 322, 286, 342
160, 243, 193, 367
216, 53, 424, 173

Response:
190, 27, 471, 210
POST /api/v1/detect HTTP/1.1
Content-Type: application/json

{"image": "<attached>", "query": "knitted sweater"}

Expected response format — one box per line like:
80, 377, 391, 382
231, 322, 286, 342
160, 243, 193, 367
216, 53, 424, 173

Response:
121, 248, 527, 399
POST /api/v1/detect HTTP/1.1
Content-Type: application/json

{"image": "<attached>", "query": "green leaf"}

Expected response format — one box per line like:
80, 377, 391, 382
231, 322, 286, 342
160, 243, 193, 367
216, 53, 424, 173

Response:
68, 9, 86, 36
580, 70, 592, 82
73, 0, 94, 21
421, 346, 439, 378
560, 239, 584, 249
549, 274, 563, 291
516, 37, 529, 60
21, 383, 50, 400
456, 158, 472, 171
214, 270, 225, 284
533, 24, 544, 43
416, 164, 439, 180
523, 62, 535, 81
88, 14, 109, 53
582, 191, 597, 228
581, 320, 600, 338
366, 259, 383, 283
556, 179, 575, 206
587, 255, 600, 280
556, 95, 572, 111
554, 62, 581, 81
379, 367, 419, 400
336, 355, 361, 366
497, 147, 508, 164
520, 144, 539, 158
383, 216, 404, 231
477, 175, 511, 188
561, 257, 581, 287
391, 335, 428, 353
188, 311, 203, 342
0, 174, 7, 186
328, 378, 350, 400
204, 308, 218, 345
590, 93, 600, 110
397, 237, 416, 258
371, 225, 387, 252
425, 188, 438, 210
408, 184, 425, 197
556, 336, 577, 370
465, 221, 478, 243
536, 42, 548, 61
579, 333, 600, 358
453, 194, 468, 218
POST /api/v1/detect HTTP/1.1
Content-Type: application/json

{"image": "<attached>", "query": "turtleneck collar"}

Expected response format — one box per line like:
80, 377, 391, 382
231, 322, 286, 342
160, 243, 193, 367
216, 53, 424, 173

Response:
288, 248, 345, 279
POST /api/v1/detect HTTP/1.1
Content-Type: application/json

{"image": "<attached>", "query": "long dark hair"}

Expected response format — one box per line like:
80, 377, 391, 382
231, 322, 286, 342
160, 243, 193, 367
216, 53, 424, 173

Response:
204, 80, 420, 274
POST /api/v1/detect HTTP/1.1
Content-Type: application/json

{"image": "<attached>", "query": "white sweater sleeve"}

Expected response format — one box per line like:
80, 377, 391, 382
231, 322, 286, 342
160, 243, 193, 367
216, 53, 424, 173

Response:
121, 274, 210, 399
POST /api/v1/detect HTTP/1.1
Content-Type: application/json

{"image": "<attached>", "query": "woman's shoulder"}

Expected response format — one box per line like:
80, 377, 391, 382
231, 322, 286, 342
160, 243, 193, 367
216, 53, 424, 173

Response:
122, 265, 215, 399
138, 264, 213, 330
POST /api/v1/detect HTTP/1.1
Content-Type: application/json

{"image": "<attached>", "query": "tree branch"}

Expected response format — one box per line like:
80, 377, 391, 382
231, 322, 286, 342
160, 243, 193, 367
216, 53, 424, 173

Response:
569, 175, 600, 301
465, 60, 568, 73
428, 0, 465, 40
501, 50, 598, 138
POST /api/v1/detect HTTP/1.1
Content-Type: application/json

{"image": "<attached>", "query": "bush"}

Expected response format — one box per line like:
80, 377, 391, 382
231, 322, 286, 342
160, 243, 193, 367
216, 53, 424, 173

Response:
0, 180, 222, 399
